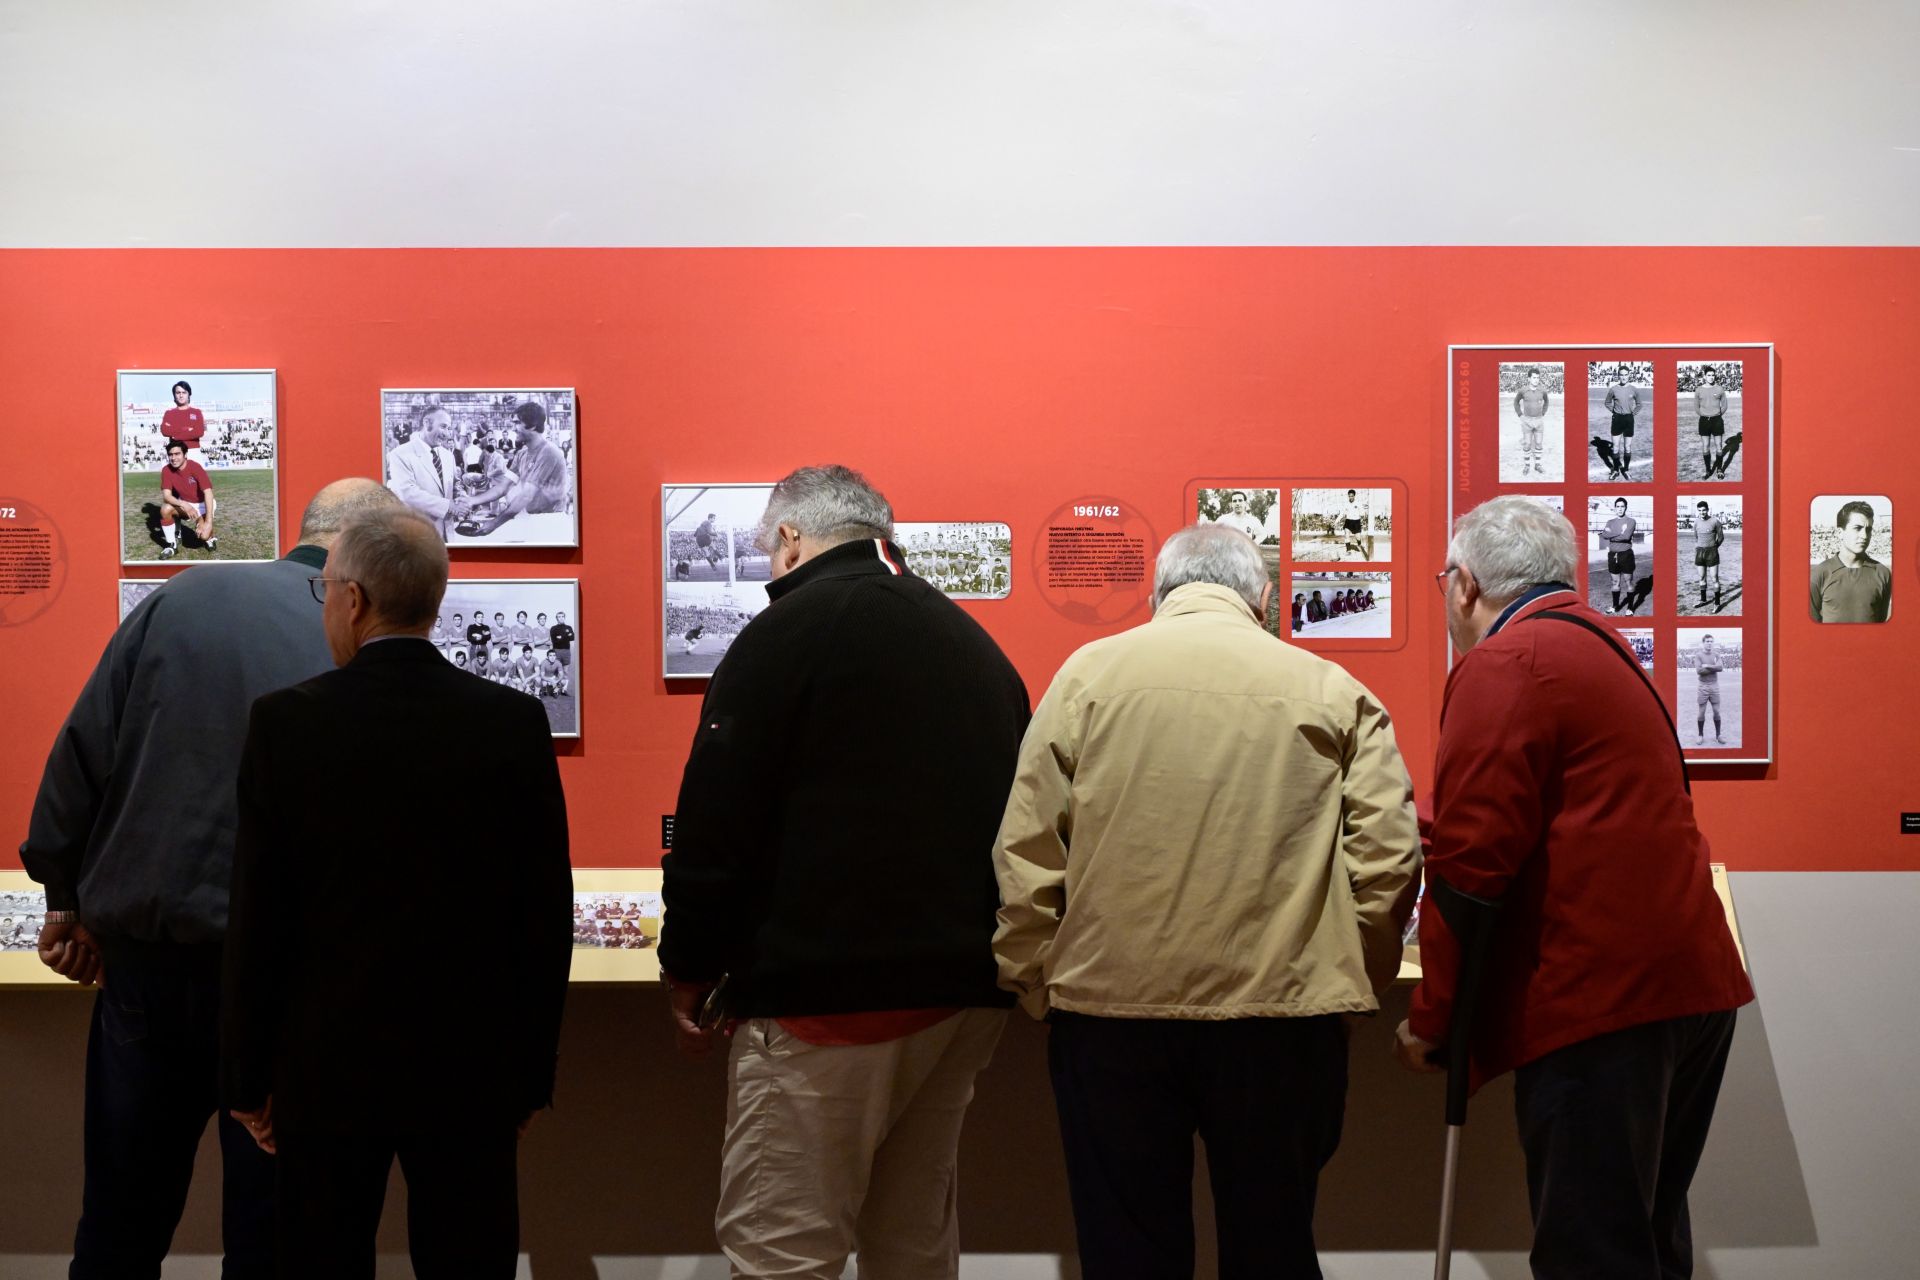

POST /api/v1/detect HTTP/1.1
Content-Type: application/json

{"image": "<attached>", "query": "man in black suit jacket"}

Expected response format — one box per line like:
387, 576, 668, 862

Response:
220, 505, 571, 1279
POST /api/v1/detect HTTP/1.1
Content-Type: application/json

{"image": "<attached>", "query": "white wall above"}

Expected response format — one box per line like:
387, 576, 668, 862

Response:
5, 0, 1919, 247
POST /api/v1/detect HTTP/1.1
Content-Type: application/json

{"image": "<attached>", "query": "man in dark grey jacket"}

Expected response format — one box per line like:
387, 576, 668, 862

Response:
19, 477, 400, 1278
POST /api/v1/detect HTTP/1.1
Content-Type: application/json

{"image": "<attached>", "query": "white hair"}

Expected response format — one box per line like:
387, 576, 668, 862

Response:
755, 465, 894, 552
1447, 496, 1579, 605
1152, 524, 1267, 611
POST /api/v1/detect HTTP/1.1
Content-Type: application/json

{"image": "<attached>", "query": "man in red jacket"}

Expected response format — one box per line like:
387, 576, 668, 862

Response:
1396, 495, 1752, 1280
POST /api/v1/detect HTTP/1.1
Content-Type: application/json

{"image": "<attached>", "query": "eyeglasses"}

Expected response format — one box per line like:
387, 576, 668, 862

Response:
1434, 565, 1458, 596
308, 575, 368, 606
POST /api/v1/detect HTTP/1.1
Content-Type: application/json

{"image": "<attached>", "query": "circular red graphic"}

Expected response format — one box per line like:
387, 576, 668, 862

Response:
0, 497, 69, 628
1030, 496, 1157, 626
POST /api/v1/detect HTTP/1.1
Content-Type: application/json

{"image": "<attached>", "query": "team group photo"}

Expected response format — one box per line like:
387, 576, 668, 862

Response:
381, 388, 579, 547
430, 580, 581, 736
1289, 571, 1391, 638
118, 370, 280, 564
895, 522, 1013, 599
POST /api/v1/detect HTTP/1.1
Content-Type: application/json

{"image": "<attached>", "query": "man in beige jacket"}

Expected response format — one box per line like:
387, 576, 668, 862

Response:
993, 523, 1421, 1280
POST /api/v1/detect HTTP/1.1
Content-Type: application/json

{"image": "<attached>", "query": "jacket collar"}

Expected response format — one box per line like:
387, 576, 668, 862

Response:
1153, 582, 1263, 626
345, 635, 443, 668
284, 544, 327, 570
765, 537, 908, 602
1486, 582, 1578, 636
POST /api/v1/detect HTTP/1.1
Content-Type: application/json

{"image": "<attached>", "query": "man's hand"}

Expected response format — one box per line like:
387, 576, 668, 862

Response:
450, 496, 471, 520
38, 921, 103, 987
231, 1098, 276, 1154
666, 980, 729, 1061
1393, 1019, 1443, 1075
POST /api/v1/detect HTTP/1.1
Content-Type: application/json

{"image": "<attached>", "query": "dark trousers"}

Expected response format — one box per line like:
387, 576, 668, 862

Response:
273, 1124, 521, 1279
73, 943, 274, 1279
1047, 1012, 1347, 1280
1515, 1008, 1738, 1280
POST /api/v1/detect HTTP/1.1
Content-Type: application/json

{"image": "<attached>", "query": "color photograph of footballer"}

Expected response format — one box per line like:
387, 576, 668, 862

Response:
431, 579, 580, 736
894, 521, 1013, 599
1676, 628, 1743, 749
380, 388, 578, 547
1288, 572, 1391, 639
1290, 487, 1392, 563
1498, 362, 1565, 482
1675, 361, 1745, 483
1809, 494, 1894, 623
118, 370, 279, 564
1620, 627, 1656, 673
1676, 496, 1744, 616
1588, 494, 1655, 617
663, 483, 774, 585
118, 579, 163, 621
572, 892, 663, 950
1587, 360, 1654, 484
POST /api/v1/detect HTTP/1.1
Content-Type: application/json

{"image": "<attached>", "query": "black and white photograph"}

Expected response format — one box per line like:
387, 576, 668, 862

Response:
664, 484, 775, 679
1587, 360, 1654, 484
1196, 488, 1281, 631
1675, 361, 1745, 483
0, 888, 47, 952
432, 579, 580, 737
1529, 495, 1566, 513
1809, 494, 1894, 624
1588, 495, 1655, 617
1676, 627, 1743, 749
572, 892, 661, 950
118, 579, 162, 621
1289, 572, 1392, 639
664, 483, 773, 585
1498, 361, 1565, 482
381, 388, 578, 547
119, 370, 279, 565
1290, 487, 1392, 563
1620, 627, 1655, 674
895, 522, 1012, 599
1676, 496, 1744, 617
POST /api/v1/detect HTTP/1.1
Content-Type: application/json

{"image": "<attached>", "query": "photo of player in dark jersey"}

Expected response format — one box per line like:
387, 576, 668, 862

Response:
436, 580, 580, 736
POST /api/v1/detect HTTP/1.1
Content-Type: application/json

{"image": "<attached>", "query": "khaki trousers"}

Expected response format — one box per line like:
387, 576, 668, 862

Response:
716, 1007, 1008, 1280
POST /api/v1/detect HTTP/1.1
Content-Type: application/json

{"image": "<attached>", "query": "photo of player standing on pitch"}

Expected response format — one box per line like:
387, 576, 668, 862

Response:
1587, 494, 1655, 617
1676, 361, 1745, 483
1676, 496, 1743, 617
1677, 628, 1742, 749
1588, 360, 1653, 484
1498, 362, 1565, 482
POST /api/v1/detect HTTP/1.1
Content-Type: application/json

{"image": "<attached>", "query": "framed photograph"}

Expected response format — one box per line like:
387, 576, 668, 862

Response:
1677, 496, 1744, 617
1288, 572, 1391, 639
895, 522, 1012, 599
1620, 627, 1656, 673
1675, 361, 1745, 483
1498, 361, 1565, 482
1587, 360, 1654, 484
119, 370, 279, 564
1290, 487, 1392, 563
1588, 495, 1655, 617
381, 389, 578, 547
118, 579, 163, 621
0, 887, 46, 953
434, 579, 580, 737
1808, 495, 1893, 623
1451, 344, 1775, 764
1676, 627, 1742, 750
663, 484, 775, 679
573, 891, 662, 950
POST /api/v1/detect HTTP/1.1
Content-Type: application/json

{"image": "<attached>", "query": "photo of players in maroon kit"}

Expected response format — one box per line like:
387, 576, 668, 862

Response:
1809, 495, 1894, 624
118, 370, 278, 564
380, 388, 578, 548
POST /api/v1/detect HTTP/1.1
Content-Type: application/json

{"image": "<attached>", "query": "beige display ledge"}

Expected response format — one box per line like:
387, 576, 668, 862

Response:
0, 868, 667, 989
1396, 863, 1745, 981
4, 864, 1745, 991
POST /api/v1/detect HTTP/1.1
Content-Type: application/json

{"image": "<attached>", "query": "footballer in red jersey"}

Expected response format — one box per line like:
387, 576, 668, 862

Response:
160, 381, 206, 459
158, 441, 216, 558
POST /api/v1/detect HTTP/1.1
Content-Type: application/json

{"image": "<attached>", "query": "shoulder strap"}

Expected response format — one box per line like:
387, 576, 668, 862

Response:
1527, 609, 1690, 794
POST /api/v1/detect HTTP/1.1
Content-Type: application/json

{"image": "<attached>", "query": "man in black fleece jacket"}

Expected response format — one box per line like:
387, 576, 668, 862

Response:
662, 464, 1029, 1279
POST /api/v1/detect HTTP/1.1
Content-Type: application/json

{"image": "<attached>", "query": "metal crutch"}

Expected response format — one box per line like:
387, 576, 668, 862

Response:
1428, 874, 1503, 1280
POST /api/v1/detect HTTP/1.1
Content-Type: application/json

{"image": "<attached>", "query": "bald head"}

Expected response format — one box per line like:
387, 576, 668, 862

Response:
297, 478, 402, 548
331, 506, 449, 631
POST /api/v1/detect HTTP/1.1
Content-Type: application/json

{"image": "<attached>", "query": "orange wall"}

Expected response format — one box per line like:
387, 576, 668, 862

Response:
1, 248, 1913, 871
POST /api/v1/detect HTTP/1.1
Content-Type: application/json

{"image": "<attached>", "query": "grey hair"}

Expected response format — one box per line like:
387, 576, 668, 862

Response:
1152, 524, 1267, 611
331, 505, 449, 629
755, 465, 894, 552
1447, 495, 1579, 605
298, 478, 404, 545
